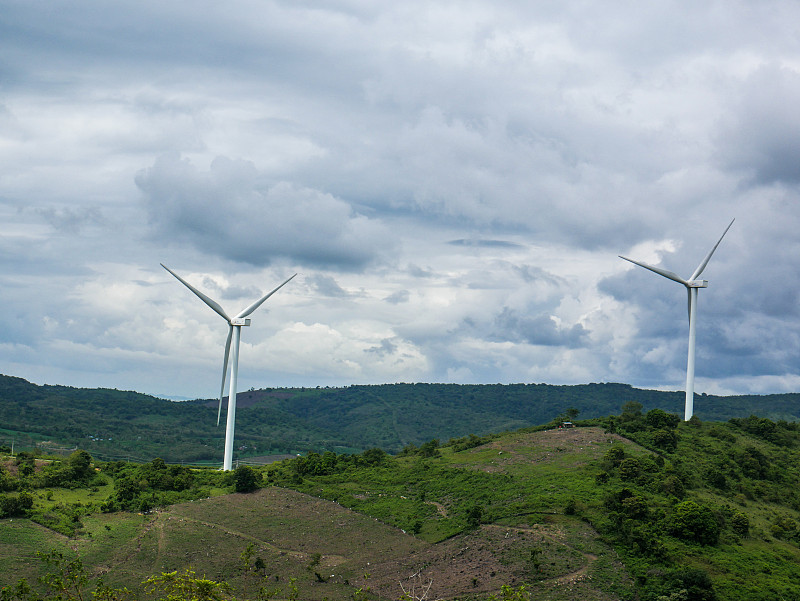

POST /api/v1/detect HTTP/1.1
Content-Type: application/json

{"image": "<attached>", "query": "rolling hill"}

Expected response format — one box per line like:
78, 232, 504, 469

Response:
3, 373, 800, 465
5, 410, 800, 600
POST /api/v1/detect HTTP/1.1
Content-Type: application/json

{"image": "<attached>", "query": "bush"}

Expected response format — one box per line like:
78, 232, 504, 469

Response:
646, 409, 680, 430
653, 428, 679, 452
730, 511, 749, 537
669, 500, 720, 545
418, 439, 441, 458
466, 504, 483, 528
660, 475, 685, 499
233, 466, 260, 493
0, 491, 33, 517
618, 458, 641, 481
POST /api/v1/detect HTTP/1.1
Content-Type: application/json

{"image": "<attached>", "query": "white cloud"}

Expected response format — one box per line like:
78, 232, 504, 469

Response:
2, 0, 800, 399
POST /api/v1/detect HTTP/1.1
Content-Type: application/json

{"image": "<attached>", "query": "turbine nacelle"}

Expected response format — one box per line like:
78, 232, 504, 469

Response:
619, 218, 734, 422
162, 263, 296, 470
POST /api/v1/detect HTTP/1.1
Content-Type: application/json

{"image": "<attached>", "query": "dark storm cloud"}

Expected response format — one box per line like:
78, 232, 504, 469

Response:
4, 0, 800, 396
492, 307, 587, 348
384, 290, 410, 304
448, 238, 525, 249
136, 153, 394, 269
603, 211, 800, 389
36, 206, 106, 233
716, 64, 800, 185
365, 338, 397, 357
305, 274, 351, 298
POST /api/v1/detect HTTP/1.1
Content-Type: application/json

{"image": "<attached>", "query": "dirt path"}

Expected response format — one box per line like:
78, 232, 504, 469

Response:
164, 514, 348, 566
554, 553, 597, 584
484, 523, 598, 585
426, 501, 448, 517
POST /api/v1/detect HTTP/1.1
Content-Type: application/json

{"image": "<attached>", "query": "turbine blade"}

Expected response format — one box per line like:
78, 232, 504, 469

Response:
687, 288, 691, 321
235, 273, 297, 319
690, 218, 735, 281
161, 264, 230, 322
218, 325, 233, 426
619, 256, 689, 286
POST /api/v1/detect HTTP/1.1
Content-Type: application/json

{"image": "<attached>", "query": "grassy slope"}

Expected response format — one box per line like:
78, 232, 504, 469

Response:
5, 421, 800, 600
2, 428, 634, 601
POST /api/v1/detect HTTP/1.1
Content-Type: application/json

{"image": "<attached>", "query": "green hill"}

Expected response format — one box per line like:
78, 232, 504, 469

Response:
4, 373, 800, 465
5, 409, 800, 600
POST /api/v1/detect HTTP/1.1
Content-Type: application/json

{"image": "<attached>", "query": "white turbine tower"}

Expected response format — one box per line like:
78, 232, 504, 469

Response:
619, 219, 734, 421
162, 264, 296, 470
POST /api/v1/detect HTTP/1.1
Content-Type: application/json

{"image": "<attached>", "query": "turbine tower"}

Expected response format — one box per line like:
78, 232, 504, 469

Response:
162, 264, 296, 470
619, 219, 734, 421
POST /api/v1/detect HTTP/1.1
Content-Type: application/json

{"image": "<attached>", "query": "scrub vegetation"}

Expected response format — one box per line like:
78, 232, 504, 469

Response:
4, 403, 800, 600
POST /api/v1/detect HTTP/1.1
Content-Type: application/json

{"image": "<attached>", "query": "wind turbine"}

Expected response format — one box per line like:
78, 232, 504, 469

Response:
161, 264, 296, 470
619, 219, 734, 421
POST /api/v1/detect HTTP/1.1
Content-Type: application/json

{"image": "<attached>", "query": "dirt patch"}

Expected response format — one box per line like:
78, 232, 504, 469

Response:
459, 427, 635, 473
0, 457, 51, 476
364, 519, 611, 600
426, 501, 448, 518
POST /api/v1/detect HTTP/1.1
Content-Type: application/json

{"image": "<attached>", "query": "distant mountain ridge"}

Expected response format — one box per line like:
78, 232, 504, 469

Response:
2, 373, 799, 463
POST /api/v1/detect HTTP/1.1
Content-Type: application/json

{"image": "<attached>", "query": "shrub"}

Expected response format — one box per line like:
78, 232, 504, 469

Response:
669, 500, 720, 545
730, 511, 749, 537
604, 445, 626, 466
618, 458, 641, 481
653, 428, 679, 452
646, 409, 680, 430
621, 495, 648, 519
466, 504, 483, 528
660, 475, 685, 499
418, 440, 441, 458
233, 466, 260, 493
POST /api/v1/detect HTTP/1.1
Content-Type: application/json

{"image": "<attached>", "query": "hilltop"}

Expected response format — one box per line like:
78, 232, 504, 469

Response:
3, 373, 800, 464
4, 408, 800, 600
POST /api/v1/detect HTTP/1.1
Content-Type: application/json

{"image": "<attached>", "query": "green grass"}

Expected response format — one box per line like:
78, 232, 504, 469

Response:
0, 520, 72, 586
9, 415, 800, 600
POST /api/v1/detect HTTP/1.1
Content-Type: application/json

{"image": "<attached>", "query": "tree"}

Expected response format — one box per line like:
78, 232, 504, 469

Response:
621, 402, 643, 421
466, 504, 483, 528
618, 458, 641, 481
362, 448, 386, 466
646, 409, 680, 430
418, 440, 440, 458
730, 511, 749, 537
653, 428, 679, 452
15, 453, 35, 478
660, 475, 685, 499
67, 450, 94, 481
143, 569, 232, 601
233, 466, 260, 493
669, 500, 720, 545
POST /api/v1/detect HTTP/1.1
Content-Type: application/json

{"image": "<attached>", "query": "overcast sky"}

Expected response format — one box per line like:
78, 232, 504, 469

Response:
2, 0, 800, 400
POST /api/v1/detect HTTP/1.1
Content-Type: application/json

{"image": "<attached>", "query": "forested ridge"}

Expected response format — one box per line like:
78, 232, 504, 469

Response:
3, 373, 800, 464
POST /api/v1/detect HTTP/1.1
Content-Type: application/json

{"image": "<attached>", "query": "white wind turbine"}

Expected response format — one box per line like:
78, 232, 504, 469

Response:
619, 219, 734, 421
162, 264, 296, 470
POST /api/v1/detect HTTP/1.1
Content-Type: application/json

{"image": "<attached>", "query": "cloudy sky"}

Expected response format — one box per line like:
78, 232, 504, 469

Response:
2, 0, 800, 400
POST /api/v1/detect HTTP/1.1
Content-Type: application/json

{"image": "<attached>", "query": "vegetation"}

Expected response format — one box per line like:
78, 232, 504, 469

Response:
7, 374, 800, 465
7, 380, 800, 599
